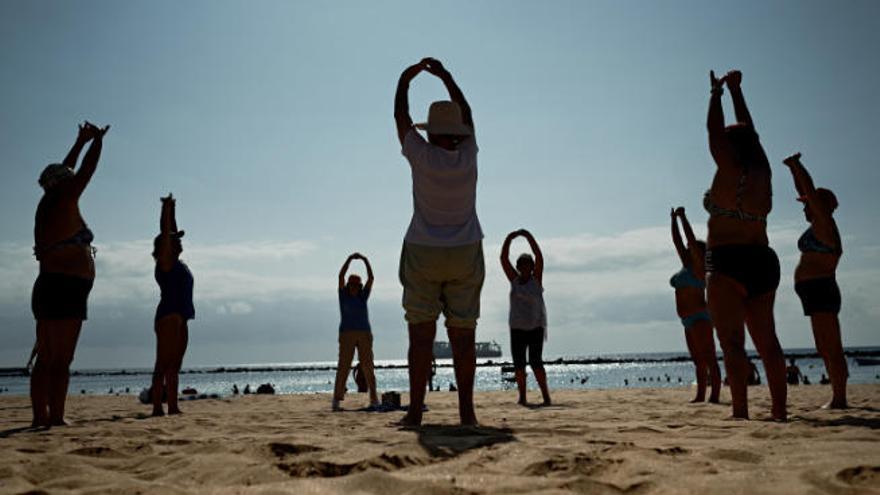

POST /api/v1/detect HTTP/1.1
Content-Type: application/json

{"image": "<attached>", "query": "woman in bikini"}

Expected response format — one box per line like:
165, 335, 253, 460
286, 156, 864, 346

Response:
670, 207, 721, 403
151, 193, 194, 416
500, 229, 551, 406
783, 152, 847, 408
704, 70, 787, 420
31, 121, 108, 427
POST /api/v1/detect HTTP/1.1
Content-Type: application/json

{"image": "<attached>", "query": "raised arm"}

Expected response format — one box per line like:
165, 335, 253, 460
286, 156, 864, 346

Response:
160, 193, 178, 234
394, 61, 426, 146
670, 209, 688, 266
678, 208, 698, 248
499, 232, 517, 282
69, 122, 110, 197
784, 153, 837, 242
156, 195, 177, 272
338, 254, 355, 289
725, 71, 754, 129
359, 253, 374, 292
62, 123, 91, 170
424, 58, 473, 130
707, 71, 732, 167
520, 229, 544, 284
782, 152, 815, 198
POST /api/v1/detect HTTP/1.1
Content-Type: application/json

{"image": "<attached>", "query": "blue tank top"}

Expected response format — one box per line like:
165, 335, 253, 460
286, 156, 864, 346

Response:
155, 260, 195, 320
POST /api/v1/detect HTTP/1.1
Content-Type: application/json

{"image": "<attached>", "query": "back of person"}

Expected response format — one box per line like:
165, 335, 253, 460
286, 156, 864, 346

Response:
509, 277, 546, 332
156, 260, 195, 321
338, 286, 371, 332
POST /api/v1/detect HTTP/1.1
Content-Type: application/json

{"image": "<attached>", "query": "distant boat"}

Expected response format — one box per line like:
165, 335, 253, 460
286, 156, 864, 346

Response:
433, 341, 502, 359
855, 358, 880, 366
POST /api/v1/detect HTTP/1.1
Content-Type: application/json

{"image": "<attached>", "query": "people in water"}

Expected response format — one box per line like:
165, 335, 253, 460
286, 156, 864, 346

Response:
704, 70, 787, 420
783, 152, 848, 408
501, 229, 552, 406
151, 193, 195, 416
395, 57, 483, 426
30, 121, 108, 427
332, 253, 379, 411
670, 207, 722, 403
786, 358, 804, 385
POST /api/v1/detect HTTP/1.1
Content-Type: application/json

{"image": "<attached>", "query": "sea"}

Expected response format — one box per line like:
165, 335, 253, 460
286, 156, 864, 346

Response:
1, 347, 878, 398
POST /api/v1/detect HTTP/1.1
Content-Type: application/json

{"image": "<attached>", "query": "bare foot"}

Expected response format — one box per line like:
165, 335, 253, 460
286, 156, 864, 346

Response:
690, 397, 705, 403
394, 413, 422, 428
542, 399, 552, 407
151, 409, 165, 417
168, 408, 183, 415
708, 396, 720, 404
821, 400, 848, 410
459, 413, 478, 426
31, 417, 50, 428
49, 418, 71, 427
517, 399, 528, 406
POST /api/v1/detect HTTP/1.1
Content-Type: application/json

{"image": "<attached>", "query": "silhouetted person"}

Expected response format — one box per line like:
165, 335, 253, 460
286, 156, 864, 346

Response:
501, 229, 551, 406
428, 357, 437, 393
151, 193, 194, 416
353, 362, 368, 393
670, 207, 722, 403
232, 384, 240, 395
820, 374, 830, 385
786, 358, 804, 385
395, 58, 483, 426
332, 253, 378, 410
783, 152, 848, 408
31, 121, 108, 427
704, 70, 786, 420
748, 361, 762, 386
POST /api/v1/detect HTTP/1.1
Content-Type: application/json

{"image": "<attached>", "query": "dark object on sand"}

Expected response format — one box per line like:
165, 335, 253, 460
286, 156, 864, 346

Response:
256, 383, 275, 395
855, 358, 880, 366
182, 387, 198, 395
382, 391, 401, 408
140, 386, 168, 404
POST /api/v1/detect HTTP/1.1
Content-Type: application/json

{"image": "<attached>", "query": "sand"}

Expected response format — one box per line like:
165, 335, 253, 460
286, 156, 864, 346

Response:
1, 385, 878, 494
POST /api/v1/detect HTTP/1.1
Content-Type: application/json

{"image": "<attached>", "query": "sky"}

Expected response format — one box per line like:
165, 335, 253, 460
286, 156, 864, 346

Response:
1, 1, 878, 368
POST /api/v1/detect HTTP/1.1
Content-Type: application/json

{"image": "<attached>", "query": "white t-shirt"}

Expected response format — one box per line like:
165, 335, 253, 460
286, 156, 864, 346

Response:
401, 129, 483, 247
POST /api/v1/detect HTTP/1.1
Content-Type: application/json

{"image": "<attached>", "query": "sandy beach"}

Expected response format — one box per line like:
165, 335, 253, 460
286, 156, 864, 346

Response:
1, 385, 878, 494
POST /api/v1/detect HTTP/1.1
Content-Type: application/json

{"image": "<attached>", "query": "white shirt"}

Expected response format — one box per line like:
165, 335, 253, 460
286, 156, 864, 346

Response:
401, 129, 483, 247
509, 277, 548, 338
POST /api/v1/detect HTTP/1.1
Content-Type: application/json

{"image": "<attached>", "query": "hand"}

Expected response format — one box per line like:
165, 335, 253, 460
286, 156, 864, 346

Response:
422, 57, 448, 77
81, 121, 110, 140
350, 252, 363, 260
709, 70, 726, 91
675, 207, 685, 217
161, 193, 175, 204
518, 228, 531, 237
401, 61, 427, 81
783, 152, 802, 168
670, 207, 676, 218
725, 70, 742, 89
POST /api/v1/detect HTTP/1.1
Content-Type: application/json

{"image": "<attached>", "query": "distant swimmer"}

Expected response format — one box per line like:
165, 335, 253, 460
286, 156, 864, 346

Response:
786, 358, 804, 385
501, 229, 551, 406
332, 253, 379, 411
31, 121, 108, 427
670, 207, 721, 403
704, 70, 786, 420
151, 194, 194, 417
783, 152, 848, 409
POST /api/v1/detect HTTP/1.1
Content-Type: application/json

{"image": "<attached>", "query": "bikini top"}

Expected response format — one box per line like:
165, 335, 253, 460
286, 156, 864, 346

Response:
34, 224, 95, 260
798, 227, 839, 255
704, 167, 767, 224
670, 267, 705, 290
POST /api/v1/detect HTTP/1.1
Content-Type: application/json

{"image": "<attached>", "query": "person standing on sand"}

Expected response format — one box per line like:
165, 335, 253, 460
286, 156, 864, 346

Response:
394, 57, 484, 426
669, 207, 722, 403
31, 121, 108, 427
500, 229, 551, 406
783, 152, 848, 408
333, 253, 379, 410
704, 69, 787, 421
151, 193, 194, 417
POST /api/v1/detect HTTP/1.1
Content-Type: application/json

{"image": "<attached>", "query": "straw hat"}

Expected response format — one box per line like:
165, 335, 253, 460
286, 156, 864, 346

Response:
415, 101, 472, 136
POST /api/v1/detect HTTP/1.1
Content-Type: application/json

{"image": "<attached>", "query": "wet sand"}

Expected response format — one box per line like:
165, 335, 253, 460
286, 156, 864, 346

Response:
1, 385, 878, 494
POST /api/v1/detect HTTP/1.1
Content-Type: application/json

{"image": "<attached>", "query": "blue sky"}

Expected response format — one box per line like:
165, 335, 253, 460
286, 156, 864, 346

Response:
1, 1, 878, 367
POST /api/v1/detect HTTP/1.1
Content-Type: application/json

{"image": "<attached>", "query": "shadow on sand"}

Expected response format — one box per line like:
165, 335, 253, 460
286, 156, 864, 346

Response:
415, 424, 516, 458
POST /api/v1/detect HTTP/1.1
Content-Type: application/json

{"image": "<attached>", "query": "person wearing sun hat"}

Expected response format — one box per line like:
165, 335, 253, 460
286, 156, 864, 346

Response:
30, 121, 109, 427
394, 57, 483, 426
783, 152, 848, 409
150, 193, 195, 416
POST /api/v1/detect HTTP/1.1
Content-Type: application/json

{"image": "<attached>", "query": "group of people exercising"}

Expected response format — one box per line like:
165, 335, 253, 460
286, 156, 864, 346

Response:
669, 69, 848, 420
27, 58, 845, 428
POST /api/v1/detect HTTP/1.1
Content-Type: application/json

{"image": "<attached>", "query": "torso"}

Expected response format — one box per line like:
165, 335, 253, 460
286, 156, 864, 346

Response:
509, 277, 547, 330
34, 190, 95, 279
705, 162, 772, 248
670, 267, 707, 318
796, 226, 841, 282
155, 260, 195, 320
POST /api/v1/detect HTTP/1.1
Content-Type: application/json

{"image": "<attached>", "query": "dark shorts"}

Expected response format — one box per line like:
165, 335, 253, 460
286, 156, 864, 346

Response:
707, 245, 780, 298
32, 273, 94, 320
795, 277, 841, 316
510, 328, 544, 370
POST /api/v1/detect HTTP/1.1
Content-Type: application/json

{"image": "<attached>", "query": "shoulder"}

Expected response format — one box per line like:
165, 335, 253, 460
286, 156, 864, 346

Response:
402, 129, 428, 156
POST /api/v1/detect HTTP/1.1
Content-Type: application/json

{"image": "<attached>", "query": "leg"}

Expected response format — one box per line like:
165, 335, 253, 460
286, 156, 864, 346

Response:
810, 313, 848, 408
333, 332, 357, 403
44, 319, 83, 426
528, 331, 551, 405
356, 333, 380, 405
510, 329, 528, 405
684, 327, 707, 402
403, 322, 436, 425
447, 326, 477, 426
700, 321, 723, 403
745, 291, 787, 421
166, 319, 188, 415
30, 321, 50, 427
708, 273, 749, 418
152, 316, 180, 416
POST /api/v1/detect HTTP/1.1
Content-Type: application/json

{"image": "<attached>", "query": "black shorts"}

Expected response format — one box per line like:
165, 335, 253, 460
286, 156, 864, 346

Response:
32, 273, 94, 320
795, 277, 841, 316
510, 328, 544, 370
706, 245, 780, 298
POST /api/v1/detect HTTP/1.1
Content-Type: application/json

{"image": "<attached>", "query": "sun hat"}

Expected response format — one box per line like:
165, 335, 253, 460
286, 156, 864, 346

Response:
415, 101, 472, 136
38, 163, 74, 190
798, 187, 838, 211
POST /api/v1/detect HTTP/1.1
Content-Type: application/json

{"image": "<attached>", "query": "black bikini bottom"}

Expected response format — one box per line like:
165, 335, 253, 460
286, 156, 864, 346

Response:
706, 245, 780, 298
794, 277, 841, 316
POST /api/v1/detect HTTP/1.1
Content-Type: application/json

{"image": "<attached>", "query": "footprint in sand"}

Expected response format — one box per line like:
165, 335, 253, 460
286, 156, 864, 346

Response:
269, 442, 323, 459
156, 438, 192, 446
276, 453, 428, 478
836, 465, 880, 487
707, 449, 762, 464
524, 454, 621, 477
68, 446, 127, 458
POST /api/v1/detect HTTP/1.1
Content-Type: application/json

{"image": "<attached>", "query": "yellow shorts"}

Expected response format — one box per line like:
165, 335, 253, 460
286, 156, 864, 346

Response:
399, 241, 485, 328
